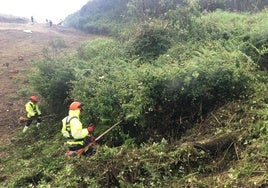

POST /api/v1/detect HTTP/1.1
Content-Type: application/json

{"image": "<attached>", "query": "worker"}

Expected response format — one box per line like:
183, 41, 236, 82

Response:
62, 101, 95, 156
23, 96, 42, 133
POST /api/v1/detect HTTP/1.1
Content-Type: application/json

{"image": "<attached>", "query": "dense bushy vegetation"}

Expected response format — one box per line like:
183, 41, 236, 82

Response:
1, 0, 268, 187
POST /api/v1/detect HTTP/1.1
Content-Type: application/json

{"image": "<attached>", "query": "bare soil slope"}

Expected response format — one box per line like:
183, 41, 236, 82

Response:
0, 22, 96, 145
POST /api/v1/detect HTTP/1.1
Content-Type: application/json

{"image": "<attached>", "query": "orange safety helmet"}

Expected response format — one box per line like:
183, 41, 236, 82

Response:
69, 101, 83, 110
30, 95, 38, 102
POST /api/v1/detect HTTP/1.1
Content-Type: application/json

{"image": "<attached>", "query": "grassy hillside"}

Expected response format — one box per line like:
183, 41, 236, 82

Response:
0, 0, 268, 187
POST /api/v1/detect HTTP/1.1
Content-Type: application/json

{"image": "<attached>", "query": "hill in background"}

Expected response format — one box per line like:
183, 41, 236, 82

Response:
0, 14, 28, 23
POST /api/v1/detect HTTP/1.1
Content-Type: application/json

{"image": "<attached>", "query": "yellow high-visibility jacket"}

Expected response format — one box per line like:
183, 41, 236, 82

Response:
61, 109, 90, 146
25, 101, 41, 118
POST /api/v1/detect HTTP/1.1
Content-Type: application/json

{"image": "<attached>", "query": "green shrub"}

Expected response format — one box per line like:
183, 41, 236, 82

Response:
239, 9, 268, 69
128, 26, 171, 63
30, 59, 74, 116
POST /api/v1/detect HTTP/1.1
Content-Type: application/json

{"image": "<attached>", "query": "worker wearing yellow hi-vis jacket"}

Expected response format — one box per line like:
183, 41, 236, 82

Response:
61, 101, 95, 155
23, 95, 42, 133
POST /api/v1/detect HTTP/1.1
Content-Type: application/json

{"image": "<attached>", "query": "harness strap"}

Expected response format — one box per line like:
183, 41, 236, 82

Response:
30, 102, 37, 112
66, 116, 78, 140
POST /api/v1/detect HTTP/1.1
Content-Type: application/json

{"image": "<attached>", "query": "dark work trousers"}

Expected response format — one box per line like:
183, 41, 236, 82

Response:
26, 115, 42, 127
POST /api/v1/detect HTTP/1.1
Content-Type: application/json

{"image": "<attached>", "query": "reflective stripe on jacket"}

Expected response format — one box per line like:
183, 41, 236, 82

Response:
25, 101, 41, 118
61, 109, 90, 146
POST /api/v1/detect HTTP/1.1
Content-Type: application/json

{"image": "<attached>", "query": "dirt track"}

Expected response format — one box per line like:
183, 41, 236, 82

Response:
0, 22, 96, 145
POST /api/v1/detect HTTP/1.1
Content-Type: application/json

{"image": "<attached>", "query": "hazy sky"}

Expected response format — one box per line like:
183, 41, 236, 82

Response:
0, 0, 89, 23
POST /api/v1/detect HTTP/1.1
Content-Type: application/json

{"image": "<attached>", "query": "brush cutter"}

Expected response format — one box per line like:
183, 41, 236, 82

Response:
65, 120, 123, 157
18, 114, 54, 123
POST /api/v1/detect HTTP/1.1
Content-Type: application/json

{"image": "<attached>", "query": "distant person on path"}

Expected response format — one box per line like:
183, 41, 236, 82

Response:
61, 101, 95, 156
23, 96, 42, 133
49, 20, 53, 27
31, 16, 34, 24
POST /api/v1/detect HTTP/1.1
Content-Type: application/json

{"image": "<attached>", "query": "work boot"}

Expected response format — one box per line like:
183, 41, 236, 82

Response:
36, 122, 41, 128
23, 126, 29, 133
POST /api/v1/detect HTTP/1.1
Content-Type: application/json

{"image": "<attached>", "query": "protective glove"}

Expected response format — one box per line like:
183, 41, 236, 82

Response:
87, 124, 95, 133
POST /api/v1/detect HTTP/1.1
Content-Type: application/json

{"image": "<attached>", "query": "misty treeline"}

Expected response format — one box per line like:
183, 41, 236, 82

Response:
65, 0, 268, 34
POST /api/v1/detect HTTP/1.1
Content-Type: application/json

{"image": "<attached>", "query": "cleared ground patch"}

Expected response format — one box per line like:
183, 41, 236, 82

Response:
0, 22, 96, 145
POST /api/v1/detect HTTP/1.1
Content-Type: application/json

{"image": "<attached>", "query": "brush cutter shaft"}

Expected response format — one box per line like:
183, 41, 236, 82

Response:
95, 120, 122, 141
65, 120, 122, 157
